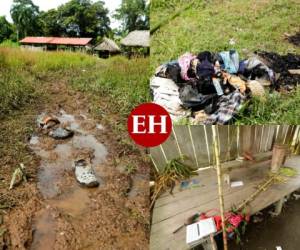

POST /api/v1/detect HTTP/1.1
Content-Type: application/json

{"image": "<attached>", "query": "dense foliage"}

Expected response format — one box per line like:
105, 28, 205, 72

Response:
0, 0, 149, 43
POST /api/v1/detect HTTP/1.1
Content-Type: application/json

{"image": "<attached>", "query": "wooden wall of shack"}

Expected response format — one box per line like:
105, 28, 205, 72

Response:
150, 125, 300, 173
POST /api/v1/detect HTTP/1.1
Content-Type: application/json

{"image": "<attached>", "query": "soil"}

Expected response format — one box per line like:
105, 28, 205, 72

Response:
287, 32, 300, 47
0, 80, 149, 250
256, 51, 300, 90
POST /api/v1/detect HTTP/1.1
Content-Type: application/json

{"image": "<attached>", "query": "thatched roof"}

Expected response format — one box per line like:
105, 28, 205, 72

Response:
120, 30, 150, 47
94, 38, 120, 52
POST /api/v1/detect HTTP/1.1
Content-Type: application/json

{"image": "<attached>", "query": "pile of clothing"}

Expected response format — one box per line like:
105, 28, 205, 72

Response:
151, 50, 300, 124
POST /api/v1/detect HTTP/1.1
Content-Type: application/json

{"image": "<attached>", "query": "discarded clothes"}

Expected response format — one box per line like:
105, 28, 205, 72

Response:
179, 85, 217, 110
155, 61, 183, 84
204, 91, 245, 124
150, 77, 190, 121
178, 53, 197, 81
218, 50, 239, 74
151, 49, 300, 124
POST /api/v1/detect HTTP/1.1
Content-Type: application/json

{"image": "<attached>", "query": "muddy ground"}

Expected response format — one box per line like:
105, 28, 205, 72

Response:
0, 80, 149, 249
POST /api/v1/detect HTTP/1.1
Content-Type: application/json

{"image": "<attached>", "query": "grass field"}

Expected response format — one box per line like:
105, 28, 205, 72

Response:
0, 47, 149, 167
0, 48, 150, 119
151, 0, 300, 124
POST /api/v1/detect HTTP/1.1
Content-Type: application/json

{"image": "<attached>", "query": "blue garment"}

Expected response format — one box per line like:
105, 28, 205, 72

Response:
219, 50, 240, 74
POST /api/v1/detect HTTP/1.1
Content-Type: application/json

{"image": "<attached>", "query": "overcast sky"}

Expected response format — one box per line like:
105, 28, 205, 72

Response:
0, 0, 122, 29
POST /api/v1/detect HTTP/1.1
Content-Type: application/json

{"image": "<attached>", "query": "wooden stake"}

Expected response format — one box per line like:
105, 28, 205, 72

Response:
212, 125, 228, 250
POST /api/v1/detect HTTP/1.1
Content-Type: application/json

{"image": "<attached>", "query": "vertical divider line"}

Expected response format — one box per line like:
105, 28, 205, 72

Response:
259, 125, 264, 152
283, 125, 289, 144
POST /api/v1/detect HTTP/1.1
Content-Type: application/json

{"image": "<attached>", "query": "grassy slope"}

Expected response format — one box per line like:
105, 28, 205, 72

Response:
151, 0, 300, 124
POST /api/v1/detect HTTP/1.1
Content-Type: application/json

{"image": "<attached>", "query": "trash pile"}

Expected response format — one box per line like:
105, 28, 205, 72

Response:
151, 50, 300, 124
36, 112, 100, 187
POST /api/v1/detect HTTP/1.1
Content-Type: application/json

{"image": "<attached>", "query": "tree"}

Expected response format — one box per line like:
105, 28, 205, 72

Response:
10, 0, 40, 40
0, 16, 13, 43
57, 0, 110, 38
114, 0, 149, 33
39, 10, 63, 36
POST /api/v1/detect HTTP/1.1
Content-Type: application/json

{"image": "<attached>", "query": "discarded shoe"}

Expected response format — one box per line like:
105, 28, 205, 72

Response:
37, 113, 60, 129
74, 159, 99, 187
48, 127, 74, 139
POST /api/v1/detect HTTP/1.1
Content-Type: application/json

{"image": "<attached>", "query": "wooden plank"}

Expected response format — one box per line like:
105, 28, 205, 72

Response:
228, 126, 238, 159
152, 161, 271, 224
252, 125, 263, 153
150, 146, 167, 173
173, 126, 197, 168
157, 151, 272, 199
285, 125, 296, 145
160, 131, 180, 162
217, 125, 231, 162
240, 125, 252, 153
190, 126, 210, 168
260, 125, 270, 152
266, 125, 277, 151
204, 125, 214, 165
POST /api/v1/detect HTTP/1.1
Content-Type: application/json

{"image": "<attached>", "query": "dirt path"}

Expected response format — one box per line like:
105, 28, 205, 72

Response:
1, 81, 149, 250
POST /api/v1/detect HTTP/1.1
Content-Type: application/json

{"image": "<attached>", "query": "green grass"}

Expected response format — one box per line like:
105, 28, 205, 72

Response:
0, 47, 150, 120
0, 47, 149, 169
151, 0, 300, 124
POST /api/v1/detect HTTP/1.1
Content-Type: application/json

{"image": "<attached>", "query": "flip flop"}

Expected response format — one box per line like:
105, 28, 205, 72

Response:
73, 159, 99, 188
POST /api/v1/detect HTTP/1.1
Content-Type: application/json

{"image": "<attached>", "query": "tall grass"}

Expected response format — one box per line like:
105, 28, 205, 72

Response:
0, 47, 150, 122
69, 55, 150, 118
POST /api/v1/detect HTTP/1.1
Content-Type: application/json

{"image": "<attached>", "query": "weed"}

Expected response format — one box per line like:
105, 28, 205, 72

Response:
125, 164, 137, 174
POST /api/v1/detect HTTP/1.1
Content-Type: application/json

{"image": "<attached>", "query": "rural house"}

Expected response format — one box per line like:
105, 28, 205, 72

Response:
121, 30, 150, 57
93, 37, 121, 58
19, 37, 92, 52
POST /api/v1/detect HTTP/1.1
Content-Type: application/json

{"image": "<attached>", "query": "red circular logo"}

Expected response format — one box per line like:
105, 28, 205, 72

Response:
127, 103, 172, 147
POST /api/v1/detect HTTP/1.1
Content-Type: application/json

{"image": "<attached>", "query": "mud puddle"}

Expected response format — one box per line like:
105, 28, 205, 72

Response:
29, 110, 108, 249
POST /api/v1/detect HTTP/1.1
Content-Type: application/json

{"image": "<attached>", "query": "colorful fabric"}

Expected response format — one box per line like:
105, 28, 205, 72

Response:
204, 90, 245, 124
178, 52, 196, 81
219, 50, 240, 74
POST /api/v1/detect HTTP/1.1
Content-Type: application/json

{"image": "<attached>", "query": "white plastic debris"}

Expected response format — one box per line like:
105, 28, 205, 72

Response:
231, 181, 244, 188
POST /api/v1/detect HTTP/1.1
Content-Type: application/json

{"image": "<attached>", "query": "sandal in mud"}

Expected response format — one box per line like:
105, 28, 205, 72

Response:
73, 159, 99, 187
37, 113, 60, 129
48, 127, 74, 139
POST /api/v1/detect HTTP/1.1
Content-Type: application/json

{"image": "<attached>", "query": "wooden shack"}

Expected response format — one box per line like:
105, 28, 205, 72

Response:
120, 30, 150, 57
93, 38, 121, 58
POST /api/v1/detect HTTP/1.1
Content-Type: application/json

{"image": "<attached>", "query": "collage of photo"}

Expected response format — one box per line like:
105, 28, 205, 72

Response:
0, 0, 300, 250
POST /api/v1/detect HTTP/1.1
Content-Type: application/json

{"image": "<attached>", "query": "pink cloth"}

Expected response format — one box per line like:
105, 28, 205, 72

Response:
178, 52, 196, 81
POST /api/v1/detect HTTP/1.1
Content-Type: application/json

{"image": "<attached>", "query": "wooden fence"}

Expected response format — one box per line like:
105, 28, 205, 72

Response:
150, 125, 300, 173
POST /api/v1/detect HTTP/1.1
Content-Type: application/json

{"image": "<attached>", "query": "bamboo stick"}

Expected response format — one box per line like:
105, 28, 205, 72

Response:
212, 125, 228, 250
236, 174, 277, 211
